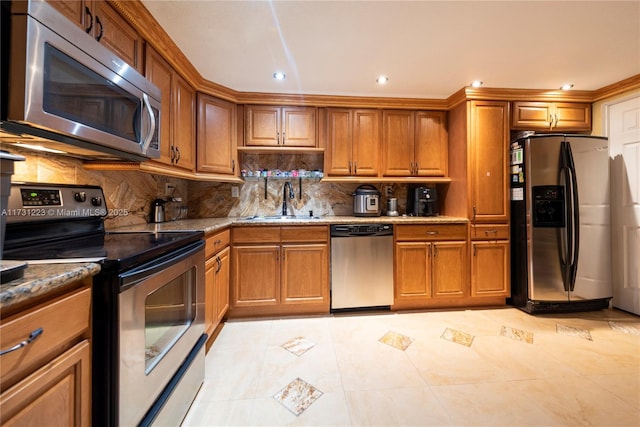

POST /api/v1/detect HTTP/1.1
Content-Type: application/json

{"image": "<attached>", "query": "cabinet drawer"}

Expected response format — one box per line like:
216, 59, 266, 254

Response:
471, 224, 510, 240
206, 228, 231, 258
281, 226, 328, 243
395, 224, 467, 241
232, 226, 280, 243
0, 287, 91, 390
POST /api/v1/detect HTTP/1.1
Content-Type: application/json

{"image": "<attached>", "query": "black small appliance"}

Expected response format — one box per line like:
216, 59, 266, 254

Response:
407, 185, 439, 216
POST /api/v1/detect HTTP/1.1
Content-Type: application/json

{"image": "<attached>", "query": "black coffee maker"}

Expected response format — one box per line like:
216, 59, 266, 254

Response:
407, 185, 439, 216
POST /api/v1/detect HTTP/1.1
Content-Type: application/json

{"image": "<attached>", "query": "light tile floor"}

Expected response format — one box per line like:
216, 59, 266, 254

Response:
182, 308, 640, 426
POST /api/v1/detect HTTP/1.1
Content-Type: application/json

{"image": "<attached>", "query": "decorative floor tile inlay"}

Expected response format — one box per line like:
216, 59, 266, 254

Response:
441, 328, 474, 347
500, 325, 534, 344
556, 323, 593, 341
379, 330, 414, 351
281, 336, 316, 356
609, 321, 640, 336
273, 377, 323, 416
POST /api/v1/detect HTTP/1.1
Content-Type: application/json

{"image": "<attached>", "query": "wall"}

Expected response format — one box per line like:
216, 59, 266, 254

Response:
6, 149, 428, 228
6, 147, 187, 228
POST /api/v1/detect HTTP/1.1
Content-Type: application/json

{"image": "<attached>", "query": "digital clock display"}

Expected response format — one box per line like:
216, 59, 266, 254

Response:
20, 188, 62, 206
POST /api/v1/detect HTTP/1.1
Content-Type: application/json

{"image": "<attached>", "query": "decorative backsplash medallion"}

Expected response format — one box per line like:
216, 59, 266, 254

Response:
273, 377, 323, 416
500, 325, 534, 344
281, 337, 316, 357
378, 330, 414, 351
441, 328, 475, 347
556, 323, 593, 341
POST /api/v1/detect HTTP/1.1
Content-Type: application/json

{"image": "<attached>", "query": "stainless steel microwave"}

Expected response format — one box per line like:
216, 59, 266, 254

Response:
1, 0, 161, 161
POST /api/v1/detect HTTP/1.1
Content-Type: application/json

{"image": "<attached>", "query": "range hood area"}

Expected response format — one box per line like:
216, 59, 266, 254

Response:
0, 0, 161, 163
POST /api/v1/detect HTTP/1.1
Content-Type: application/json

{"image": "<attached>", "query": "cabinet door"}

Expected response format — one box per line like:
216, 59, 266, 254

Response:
204, 256, 216, 336
281, 243, 328, 305
145, 47, 173, 165
432, 241, 466, 298
511, 102, 553, 129
245, 106, 280, 146
325, 109, 353, 176
93, 1, 143, 72
382, 110, 414, 176
172, 73, 195, 171
282, 107, 317, 147
394, 242, 431, 306
471, 240, 510, 297
197, 94, 237, 175
231, 245, 280, 307
215, 247, 230, 323
0, 341, 90, 427
553, 102, 591, 131
45, 1, 87, 30
415, 111, 448, 176
469, 100, 509, 223
352, 109, 380, 176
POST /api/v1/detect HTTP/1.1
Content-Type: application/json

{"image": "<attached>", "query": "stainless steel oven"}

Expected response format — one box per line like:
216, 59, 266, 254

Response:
1, 0, 161, 161
119, 241, 205, 426
3, 183, 206, 427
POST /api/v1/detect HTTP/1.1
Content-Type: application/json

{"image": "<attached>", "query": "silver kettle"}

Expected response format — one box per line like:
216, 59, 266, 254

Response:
150, 199, 166, 223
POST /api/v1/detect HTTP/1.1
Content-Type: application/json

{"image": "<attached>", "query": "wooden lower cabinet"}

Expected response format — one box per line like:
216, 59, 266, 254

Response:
0, 341, 90, 427
0, 284, 92, 426
471, 240, 510, 297
204, 230, 230, 349
230, 226, 329, 317
394, 240, 467, 309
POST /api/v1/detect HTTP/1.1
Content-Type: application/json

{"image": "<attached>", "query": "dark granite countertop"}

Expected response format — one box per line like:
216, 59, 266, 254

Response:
109, 215, 469, 235
0, 263, 101, 313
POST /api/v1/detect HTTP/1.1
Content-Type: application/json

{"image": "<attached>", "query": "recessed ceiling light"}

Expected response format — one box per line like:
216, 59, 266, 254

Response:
273, 72, 286, 81
560, 83, 574, 90
376, 76, 389, 85
471, 80, 483, 88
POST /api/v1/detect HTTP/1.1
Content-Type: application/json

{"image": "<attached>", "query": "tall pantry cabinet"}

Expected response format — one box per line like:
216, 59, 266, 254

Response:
445, 100, 511, 300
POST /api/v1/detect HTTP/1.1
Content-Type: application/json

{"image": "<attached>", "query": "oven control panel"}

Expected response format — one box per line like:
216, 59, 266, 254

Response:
5, 183, 107, 223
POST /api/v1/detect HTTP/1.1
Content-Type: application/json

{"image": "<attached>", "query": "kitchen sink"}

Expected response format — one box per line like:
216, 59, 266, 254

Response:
244, 215, 321, 221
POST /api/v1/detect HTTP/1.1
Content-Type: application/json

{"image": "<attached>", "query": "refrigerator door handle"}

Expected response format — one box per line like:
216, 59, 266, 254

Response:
565, 141, 580, 291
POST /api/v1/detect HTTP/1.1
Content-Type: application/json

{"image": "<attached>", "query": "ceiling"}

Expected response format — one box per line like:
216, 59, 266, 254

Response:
140, 0, 640, 99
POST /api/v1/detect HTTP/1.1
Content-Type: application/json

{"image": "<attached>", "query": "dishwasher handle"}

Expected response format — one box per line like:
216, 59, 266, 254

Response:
330, 224, 393, 237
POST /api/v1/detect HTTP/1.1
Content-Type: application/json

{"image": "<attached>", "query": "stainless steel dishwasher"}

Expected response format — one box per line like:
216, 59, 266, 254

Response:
330, 224, 394, 310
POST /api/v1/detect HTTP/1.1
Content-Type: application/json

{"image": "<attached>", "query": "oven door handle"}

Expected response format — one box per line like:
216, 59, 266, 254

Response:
119, 240, 204, 289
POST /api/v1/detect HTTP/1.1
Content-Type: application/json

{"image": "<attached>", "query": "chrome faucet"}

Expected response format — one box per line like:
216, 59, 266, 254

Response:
282, 181, 295, 216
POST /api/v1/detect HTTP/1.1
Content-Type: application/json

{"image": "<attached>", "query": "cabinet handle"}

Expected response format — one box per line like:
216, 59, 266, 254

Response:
472, 206, 477, 221
170, 146, 176, 162
84, 6, 93, 34
277, 131, 280, 144
484, 229, 498, 235
276, 247, 280, 261
1, 328, 44, 356
282, 131, 286, 145
215, 256, 222, 273
414, 162, 419, 175
95, 15, 103, 42
232, 159, 236, 173
354, 161, 357, 174
175, 147, 181, 163
426, 231, 439, 235
433, 245, 438, 257
348, 161, 352, 175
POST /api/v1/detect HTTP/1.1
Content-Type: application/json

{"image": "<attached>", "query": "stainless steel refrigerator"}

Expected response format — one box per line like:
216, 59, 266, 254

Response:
510, 133, 612, 314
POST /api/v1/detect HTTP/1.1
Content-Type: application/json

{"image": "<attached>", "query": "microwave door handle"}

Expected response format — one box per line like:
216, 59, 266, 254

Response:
141, 93, 156, 154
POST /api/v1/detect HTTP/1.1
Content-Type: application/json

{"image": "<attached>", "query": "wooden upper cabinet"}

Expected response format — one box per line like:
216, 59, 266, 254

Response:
325, 108, 379, 176
146, 46, 195, 171
45, 0, 143, 72
415, 111, 448, 176
245, 106, 317, 147
469, 100, 510, 223
382, 110, 414, 176
382, 110, 448, 177
512, 101, 591, 131
197, 94, 237, 175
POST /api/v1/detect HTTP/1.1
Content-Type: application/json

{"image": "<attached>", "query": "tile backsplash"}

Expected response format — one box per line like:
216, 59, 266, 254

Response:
6, 149, 424, 228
